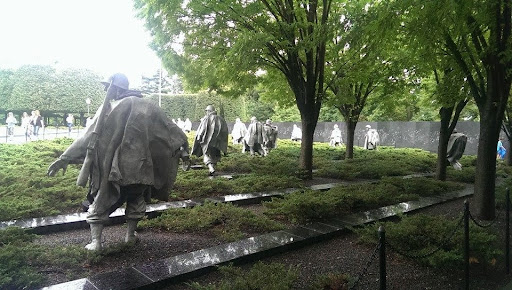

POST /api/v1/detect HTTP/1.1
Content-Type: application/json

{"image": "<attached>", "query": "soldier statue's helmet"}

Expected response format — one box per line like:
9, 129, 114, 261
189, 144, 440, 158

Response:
101, 73, 129, 90
205, 105, 215, 112
266, 119, 271, 125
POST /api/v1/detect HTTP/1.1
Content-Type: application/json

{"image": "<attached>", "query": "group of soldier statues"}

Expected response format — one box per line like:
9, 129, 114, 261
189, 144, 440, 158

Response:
231, 117, 278, 156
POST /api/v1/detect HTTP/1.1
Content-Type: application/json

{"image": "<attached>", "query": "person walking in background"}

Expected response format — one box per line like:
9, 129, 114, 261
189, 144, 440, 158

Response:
363, 125, 379, 150
231, 117, 247, 144
21, 112, 32, 141
183, 118, 192, 133
6, 112, 18, 141
66, 114, 74, 135
290, 124, 302, 142
497, 137, 507, 160
32, 110, 44, 139
329, 124, 343, 147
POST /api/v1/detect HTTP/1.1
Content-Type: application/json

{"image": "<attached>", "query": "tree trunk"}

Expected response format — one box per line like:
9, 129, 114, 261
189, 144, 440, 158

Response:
507, 142, 512, 165
474, 78, 505, 219
474, 112, 499, 219
299, 117, 316, 180
436, 115, 451, 181
345, 120, 357, 159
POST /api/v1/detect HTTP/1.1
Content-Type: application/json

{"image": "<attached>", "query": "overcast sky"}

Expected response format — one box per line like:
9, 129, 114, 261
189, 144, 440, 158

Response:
0, 0, 161, 86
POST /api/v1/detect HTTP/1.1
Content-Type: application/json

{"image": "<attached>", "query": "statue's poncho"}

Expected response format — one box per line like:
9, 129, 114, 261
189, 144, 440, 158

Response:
447, 133, 467, 164
245, 122, 264, 146
262, 124, 278, 148
61, 97, 187, 214
192, 113, 228, 157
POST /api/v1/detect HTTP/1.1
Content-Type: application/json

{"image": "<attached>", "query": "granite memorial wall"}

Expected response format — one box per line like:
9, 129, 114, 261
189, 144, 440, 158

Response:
192, 121, 507, 156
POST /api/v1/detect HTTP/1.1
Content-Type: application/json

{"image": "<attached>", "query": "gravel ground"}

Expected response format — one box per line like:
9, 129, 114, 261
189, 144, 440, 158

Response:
164, 197, 512, 290
36, 180, 512, 290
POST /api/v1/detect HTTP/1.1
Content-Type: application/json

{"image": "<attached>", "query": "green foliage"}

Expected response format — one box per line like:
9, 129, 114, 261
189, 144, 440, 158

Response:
264, 177, 463, 224
1, 65, 104, 115
173, 170, 300, 200
0, 137, 474, 221
146, 91, 246, 122
0, 227, 36, 246
140, 202, 285, 242
309, 273, 352, 290
188, 262, 298, 290
317, 147, 438, 180
0, 139, 87, 220
355, 214, 501, 269
495, 164, 512, 208
0, 227, 91, 289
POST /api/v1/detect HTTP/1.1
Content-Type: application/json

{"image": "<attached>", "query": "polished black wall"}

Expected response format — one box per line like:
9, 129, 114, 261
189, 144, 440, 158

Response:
193, 121, 508, 156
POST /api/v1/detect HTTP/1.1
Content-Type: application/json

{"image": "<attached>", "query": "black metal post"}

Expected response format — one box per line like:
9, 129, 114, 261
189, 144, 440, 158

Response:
506, 188, 510, 274
464, 200, 469, 290
379, 226, 387, 290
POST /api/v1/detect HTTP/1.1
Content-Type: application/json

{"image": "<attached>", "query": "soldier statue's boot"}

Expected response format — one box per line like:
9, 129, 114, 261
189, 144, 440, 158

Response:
208, 163, 216, 176
85, 224, 104, 251
125, 219, 139, 244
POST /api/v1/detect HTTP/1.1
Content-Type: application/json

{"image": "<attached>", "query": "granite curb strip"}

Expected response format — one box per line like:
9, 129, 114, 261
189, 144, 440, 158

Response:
0, 181, 346, 234
40, 184, 472, 290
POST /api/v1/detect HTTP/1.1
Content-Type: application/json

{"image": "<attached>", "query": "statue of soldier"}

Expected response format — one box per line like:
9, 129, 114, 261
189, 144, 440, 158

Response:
47, 73, 189, 251
192, 105, 229, 175
446, 130, 467, 170
262, 119, 278, 155
243, 116, 266, 156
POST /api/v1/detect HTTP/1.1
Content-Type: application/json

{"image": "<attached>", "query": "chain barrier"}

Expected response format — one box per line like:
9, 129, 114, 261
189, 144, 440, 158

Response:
468, 206, 503, 228
349, 243, 381, 290
385, 212, 465, 260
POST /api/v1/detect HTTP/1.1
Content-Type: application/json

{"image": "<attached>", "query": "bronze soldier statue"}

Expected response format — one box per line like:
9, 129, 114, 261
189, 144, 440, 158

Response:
48, 73, 189, 251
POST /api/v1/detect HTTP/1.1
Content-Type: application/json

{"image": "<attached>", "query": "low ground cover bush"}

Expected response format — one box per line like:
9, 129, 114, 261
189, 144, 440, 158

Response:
140, 202, 286, 241
0, 139, 86, 220
355, 214, 501, 269
188, 261, 353, 290
0, 137, 475, 221
172, 170, 301, 200
317, 147, 438, 180
0, 227, 92, 290
188, 262, 299, 290
263, 177, 464, 223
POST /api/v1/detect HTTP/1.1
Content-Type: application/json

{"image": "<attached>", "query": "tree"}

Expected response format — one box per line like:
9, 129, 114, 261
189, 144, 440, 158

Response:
0, 65, 104, 122
135, 0, 344, 178
323, 0, 416, 159
394, 0, 512, 219
0, 69, 14, 112
140, 70, 184, 95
